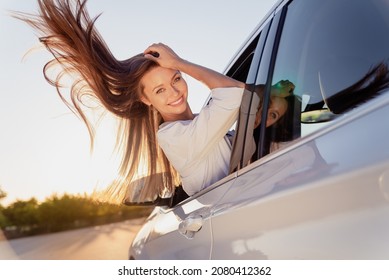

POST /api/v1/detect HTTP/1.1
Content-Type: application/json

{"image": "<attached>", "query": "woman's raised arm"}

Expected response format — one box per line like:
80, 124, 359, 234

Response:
144, 43, 245, 90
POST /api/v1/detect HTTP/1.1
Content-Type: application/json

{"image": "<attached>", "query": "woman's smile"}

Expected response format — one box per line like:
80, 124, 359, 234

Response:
169, 96, 184, 106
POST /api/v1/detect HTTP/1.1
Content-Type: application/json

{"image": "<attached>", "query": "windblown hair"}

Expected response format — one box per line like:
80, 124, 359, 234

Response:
326, 62, 389, 114
14, 0, 180, 203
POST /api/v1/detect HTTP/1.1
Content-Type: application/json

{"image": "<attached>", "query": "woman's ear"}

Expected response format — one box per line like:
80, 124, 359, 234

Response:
140, 96, 151, 106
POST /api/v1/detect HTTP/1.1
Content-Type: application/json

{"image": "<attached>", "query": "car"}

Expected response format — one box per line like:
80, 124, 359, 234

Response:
125, 0, 389, 259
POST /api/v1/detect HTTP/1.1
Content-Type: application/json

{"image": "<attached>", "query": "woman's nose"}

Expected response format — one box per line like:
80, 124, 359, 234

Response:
171, 85, 180, 95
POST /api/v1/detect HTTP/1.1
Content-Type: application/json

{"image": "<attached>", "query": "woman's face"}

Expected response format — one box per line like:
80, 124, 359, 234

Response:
140, 66, 191, 122
254, 95, 288, 128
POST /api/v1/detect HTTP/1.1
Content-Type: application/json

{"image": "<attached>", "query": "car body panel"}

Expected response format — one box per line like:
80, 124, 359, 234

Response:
211, 163, 389, 259
210, 94, 389, 259
130, 178, 236, 259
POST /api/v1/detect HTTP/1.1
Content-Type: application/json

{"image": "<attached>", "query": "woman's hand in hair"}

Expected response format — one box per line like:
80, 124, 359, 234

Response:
271, 80, 295, 97
144, 43, 244, 89
144, 43, 184, 70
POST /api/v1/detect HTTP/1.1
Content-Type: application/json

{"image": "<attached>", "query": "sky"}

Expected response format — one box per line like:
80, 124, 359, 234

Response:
0, 0, 279, 206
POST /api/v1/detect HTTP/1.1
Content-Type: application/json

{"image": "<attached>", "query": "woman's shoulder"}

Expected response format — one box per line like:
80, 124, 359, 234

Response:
158, 119, 193, 138
209, 87, 245, 108
210, 86, 245, 97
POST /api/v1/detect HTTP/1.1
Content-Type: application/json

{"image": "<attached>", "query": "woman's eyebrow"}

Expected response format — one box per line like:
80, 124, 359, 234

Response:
153, 71, 181, 92
172, 70, 180, 79
152, 83, 164, 92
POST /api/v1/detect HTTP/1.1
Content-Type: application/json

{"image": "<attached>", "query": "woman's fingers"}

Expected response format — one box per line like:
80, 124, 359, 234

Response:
144, 43, 167, 56
143, 43, 182, 69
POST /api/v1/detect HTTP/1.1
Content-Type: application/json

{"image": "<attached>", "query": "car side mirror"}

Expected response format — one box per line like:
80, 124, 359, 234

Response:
122, 173, 189, 207
123, 195, 174, 207
301, 109, 337, 123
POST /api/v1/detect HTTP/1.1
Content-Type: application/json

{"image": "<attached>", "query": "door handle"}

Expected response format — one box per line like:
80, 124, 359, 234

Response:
179, 216, 203, 239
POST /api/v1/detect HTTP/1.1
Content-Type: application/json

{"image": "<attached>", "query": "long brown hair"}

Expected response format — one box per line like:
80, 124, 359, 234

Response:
14, 0, 179, 203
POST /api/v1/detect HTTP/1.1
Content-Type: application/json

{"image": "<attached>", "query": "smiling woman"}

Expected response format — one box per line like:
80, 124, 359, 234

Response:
13, 0, 246, 204
140, 68, 192, 122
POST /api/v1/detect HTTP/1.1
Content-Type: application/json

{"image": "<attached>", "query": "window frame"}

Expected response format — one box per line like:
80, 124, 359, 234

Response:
228, 5, 288, 173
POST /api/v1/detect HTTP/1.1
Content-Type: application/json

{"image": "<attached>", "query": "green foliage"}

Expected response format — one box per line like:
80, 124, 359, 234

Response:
0, 205, 8, 228
0, 186, 9, 228
1, 193, 152, 239
3, 198, 39, 228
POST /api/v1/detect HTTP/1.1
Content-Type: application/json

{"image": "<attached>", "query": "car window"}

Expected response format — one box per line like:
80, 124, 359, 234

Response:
228, 19, 277, 172
261, 0, 389, 155
227, 36, 259, 83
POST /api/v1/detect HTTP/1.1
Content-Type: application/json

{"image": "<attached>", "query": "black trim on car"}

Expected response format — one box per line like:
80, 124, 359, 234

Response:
257, 6, 288, 159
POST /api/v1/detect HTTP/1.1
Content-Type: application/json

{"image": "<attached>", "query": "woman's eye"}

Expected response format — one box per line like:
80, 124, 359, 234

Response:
174, 76, 181, 83
156, 88, 165, 94
269, 112, 278, 120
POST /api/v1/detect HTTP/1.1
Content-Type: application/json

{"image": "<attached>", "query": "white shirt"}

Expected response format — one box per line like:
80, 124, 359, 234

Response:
157, 87, 244, 195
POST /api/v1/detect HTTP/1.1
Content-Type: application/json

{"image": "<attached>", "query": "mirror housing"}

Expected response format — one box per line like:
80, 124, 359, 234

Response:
123, 195, 174, 207
301, 109, 337, 123
122, 173, 189, 208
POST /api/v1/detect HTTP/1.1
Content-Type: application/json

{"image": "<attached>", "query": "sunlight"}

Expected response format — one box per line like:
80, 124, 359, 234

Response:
89, 112, 123, 191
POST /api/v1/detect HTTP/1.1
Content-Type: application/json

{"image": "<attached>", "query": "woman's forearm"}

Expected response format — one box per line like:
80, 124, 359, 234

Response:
144, 43, 245, 90
175, 59, 245, 90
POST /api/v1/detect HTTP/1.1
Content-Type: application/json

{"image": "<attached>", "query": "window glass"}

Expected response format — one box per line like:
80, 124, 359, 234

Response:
228, 20, 275, 171
266, 0, 389, 150
227, 36, 258, 82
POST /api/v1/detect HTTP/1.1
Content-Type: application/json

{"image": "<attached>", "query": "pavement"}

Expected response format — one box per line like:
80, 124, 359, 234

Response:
0, 218, 146, 260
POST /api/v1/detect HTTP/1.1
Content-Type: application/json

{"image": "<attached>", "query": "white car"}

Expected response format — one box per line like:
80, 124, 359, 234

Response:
126, 0, 389, 259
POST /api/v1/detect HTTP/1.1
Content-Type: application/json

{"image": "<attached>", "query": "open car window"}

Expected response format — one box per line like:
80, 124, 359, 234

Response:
228, 17, 277, 172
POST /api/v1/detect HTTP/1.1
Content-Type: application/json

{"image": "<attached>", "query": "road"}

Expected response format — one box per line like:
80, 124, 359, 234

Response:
0, 218, 145, 260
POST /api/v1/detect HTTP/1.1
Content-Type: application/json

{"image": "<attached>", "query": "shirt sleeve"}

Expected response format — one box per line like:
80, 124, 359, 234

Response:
157, 87, 244, 173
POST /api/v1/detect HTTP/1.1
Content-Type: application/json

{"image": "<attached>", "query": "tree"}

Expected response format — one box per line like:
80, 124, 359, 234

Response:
3, 198, 39, 230
0, 186, 8, 228
1, 191, 152, 238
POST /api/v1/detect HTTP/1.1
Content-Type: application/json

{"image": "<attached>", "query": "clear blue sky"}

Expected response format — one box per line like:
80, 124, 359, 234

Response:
0, 0, 278, 205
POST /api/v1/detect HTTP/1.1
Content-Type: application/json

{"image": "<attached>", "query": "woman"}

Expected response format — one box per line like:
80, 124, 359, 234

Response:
229, 80, 297, 172
15, 0, 245, 202
254, 80, 296, 129
144, 44, 245, 198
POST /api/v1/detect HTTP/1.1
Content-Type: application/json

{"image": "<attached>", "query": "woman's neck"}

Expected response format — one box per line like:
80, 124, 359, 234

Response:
162, 106, 194, 123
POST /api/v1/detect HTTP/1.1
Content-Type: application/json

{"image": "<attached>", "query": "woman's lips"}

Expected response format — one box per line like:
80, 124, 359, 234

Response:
169, 96, 184, 106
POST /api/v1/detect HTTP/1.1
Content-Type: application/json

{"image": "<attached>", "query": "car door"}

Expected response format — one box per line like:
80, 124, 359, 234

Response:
209, 4, 287, 259
130, 175, 236, 259
209, 0, 389, 259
